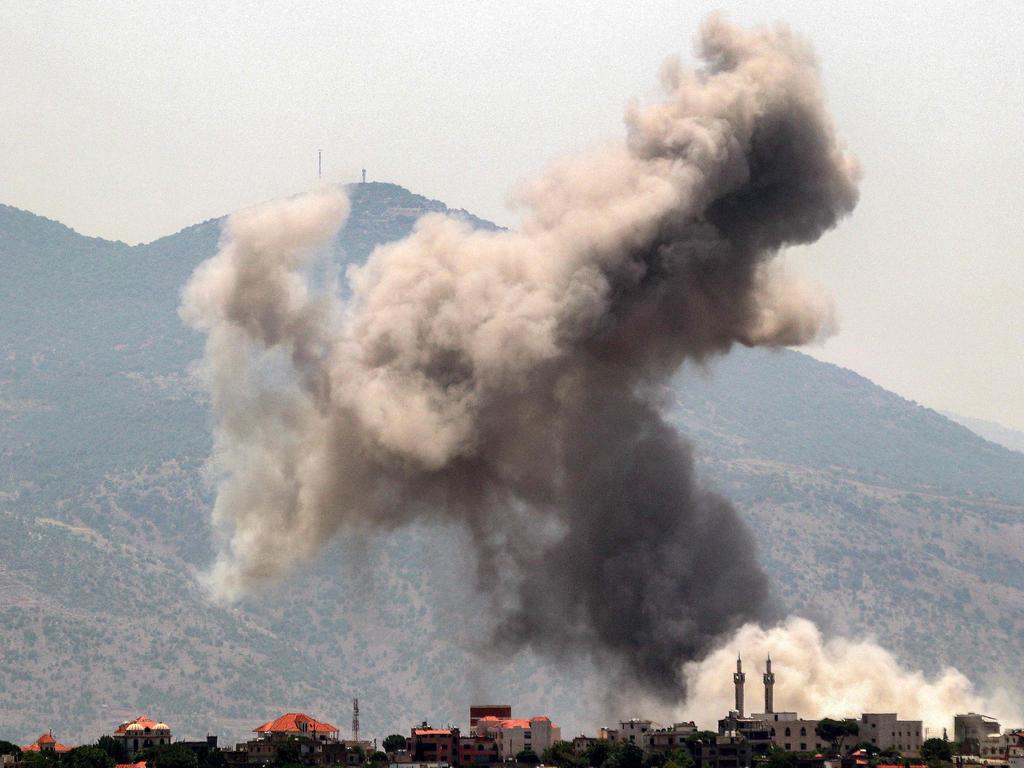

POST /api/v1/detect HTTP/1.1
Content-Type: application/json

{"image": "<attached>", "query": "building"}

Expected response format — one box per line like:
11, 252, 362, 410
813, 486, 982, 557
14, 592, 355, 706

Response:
858, 714, 922, 756
474, 716, 560, 759
955, 714, 1002, 756
113, 717, 172, 755
970, 727, 1024, 759
717, 715, 771, 757
684, 732, 755, 768
459, 735, 499, 766
1008, 731, 1024, 768
572, 736, 600, 756
22, 733, 73, 754
647, 723, 698, 753
754, 716, 829, 754
614, 720, 658, 748
734, 657, 747, 718
715, 733, 753, 768
253, 713, 341, 742
408, 727, 460, 766
229, 713, 343, 767
469, 707, 511, 735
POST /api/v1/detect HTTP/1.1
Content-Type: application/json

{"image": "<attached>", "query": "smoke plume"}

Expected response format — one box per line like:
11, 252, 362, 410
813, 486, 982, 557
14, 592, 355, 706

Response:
182, 18, 859, 698
677, 617, 1022, 733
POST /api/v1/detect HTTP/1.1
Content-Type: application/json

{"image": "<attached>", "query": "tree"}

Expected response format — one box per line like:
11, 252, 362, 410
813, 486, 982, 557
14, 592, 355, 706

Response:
367, 751, 389, 765
22, 752, 60, 768
764, 747, 797, 768
543, 741, 583, 768
815, 720, 859, 755
605, 743, 644, 768
516, 749, 541, 764
0, 742, 21, 759
151, 745, 199, 768
95, 736, 127, 763
273, 740, 303, 768
663, 749, 694, 768
64, 746, 116, 768
920, 739, 953, 764
642, 751, 667, 768
382, 735, 408, 754
585, 742, 611, 768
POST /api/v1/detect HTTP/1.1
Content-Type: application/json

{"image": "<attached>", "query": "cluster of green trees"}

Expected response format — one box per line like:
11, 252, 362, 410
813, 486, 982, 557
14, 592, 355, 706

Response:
0, 737, 226, 768
539, 737, 718, 768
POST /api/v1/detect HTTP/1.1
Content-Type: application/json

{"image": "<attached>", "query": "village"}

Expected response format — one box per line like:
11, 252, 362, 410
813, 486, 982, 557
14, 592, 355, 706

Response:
3, 658, 1021, 768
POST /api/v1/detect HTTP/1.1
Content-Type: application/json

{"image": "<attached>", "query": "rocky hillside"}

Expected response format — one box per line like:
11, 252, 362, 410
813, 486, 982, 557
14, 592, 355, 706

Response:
0, 184, 1020, 746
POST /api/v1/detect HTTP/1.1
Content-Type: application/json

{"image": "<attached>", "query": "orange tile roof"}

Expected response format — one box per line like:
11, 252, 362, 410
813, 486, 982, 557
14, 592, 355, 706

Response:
115, 762, 148, 768
413, 730, 457, 736
254, 713, 338, 734
22, 734, 72, 753
114, 716, 162, 735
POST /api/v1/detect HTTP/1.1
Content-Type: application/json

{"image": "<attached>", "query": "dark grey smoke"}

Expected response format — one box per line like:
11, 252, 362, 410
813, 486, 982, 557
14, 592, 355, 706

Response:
181, 17, 859, 699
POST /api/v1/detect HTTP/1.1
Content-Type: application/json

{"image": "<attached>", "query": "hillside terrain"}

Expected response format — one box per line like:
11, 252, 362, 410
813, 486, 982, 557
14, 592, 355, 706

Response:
0, 184, 1021, 745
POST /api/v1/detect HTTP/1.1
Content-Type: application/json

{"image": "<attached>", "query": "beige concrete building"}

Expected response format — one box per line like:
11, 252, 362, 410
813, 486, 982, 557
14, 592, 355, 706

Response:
474, 716, 560, 759
858, 714, 922, 756
613, 719, 659, 748
955, 714, 1002, 756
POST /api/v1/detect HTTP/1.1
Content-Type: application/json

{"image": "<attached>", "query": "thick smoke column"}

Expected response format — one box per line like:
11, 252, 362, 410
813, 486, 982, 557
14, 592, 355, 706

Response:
182, 19, 859, 698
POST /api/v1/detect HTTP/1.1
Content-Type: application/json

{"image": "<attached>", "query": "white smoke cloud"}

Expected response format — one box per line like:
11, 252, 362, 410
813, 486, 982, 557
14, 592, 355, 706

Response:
673, 617, 1021, 734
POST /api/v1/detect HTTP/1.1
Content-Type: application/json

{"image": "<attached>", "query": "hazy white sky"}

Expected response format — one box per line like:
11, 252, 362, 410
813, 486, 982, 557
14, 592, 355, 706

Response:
2, 1, 1022, 430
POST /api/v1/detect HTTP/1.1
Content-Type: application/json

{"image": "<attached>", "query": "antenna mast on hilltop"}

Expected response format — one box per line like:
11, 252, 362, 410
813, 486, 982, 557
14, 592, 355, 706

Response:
352, 697, 360, 742
318, 150, 322, 180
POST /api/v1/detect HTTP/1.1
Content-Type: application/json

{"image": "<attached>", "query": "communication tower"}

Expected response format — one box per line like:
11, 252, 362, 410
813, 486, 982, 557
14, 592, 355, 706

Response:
352, 697, 360, 742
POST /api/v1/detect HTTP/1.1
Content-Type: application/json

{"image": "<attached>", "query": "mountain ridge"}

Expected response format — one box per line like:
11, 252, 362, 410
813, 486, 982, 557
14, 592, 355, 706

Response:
1, 183, 1021, 745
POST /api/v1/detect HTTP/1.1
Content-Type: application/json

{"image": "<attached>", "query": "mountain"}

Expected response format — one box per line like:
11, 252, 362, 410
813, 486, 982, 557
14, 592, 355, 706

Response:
940, 411, 1024, 455
1, 184, 1021, 746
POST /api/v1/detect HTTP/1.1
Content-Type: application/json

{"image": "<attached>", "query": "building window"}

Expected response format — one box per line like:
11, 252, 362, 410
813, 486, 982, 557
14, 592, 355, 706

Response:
801, 744, 806, 752
800, 728, 806, 737
785, 729, 791, 737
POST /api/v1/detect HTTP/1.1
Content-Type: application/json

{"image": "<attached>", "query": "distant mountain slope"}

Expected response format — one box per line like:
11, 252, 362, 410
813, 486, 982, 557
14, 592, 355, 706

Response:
674, 349, 1024, 503
0, 185, 1020, 745
941, 411, 1024, 455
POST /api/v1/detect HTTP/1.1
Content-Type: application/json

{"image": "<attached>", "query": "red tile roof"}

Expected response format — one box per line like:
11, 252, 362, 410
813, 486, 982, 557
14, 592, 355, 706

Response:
22, 733, 72, 753
413, 729, 457, 736
116, 762, 148, 768
476, 717, 554, 730
254, 713, 338, 734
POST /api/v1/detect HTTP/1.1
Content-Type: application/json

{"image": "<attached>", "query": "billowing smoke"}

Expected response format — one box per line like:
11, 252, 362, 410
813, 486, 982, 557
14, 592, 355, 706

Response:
181, 18, 859, 698
675, 617, 1022, 733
